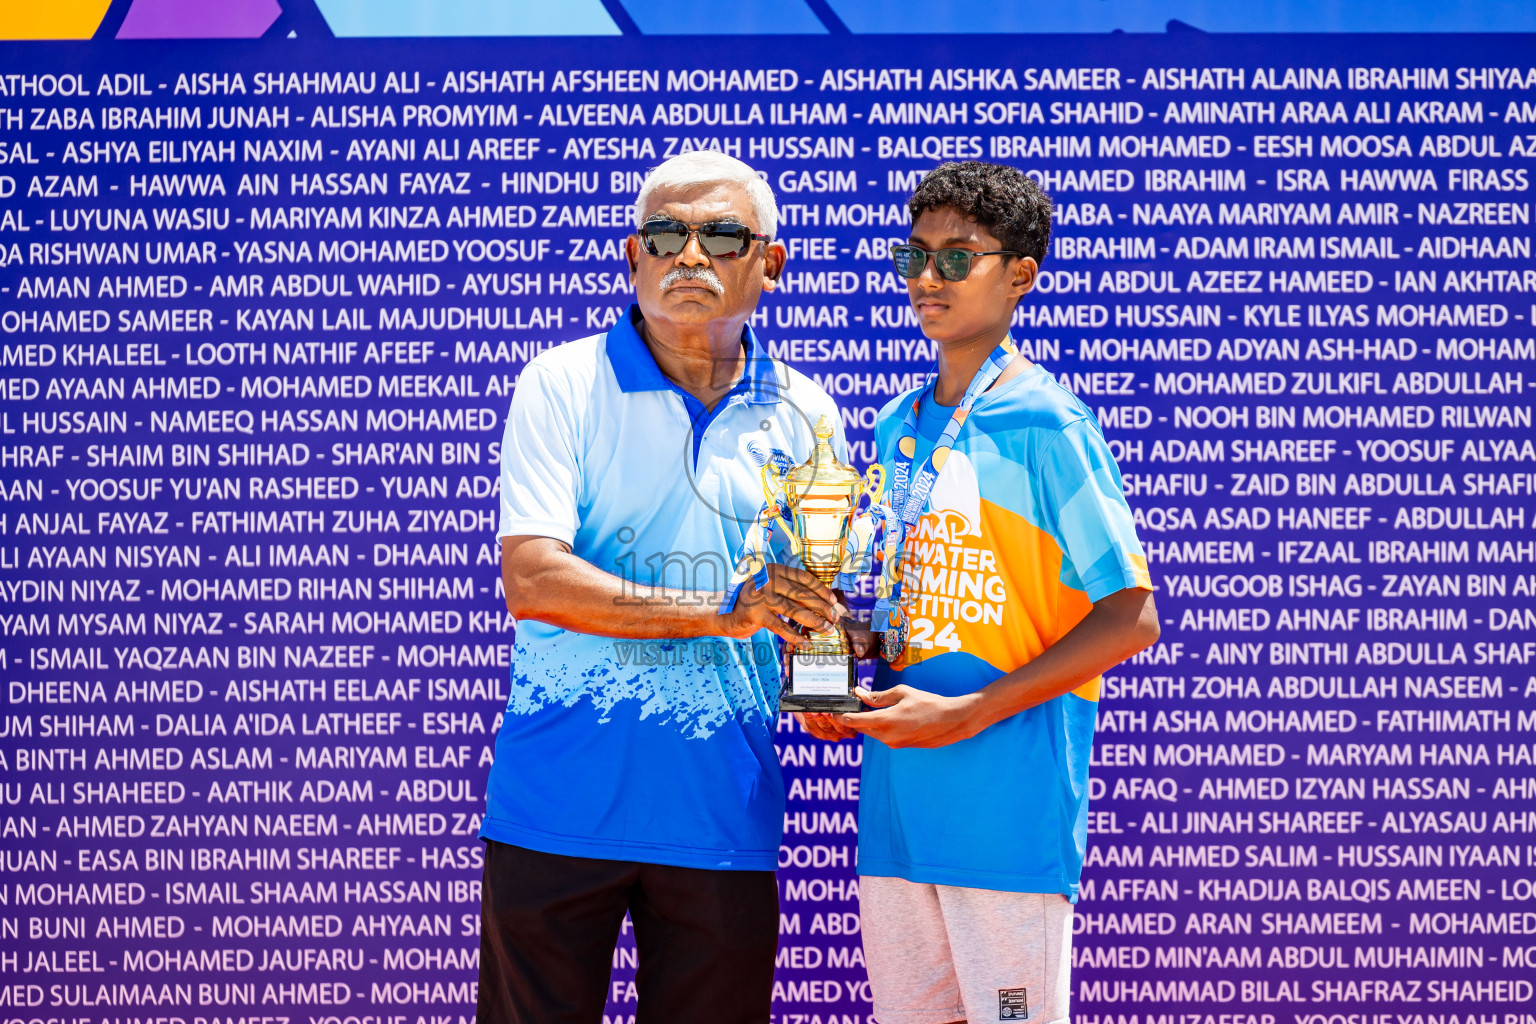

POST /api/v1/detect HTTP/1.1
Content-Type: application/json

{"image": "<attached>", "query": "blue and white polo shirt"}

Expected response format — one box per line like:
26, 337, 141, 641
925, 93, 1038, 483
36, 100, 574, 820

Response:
482, 303, 845, 870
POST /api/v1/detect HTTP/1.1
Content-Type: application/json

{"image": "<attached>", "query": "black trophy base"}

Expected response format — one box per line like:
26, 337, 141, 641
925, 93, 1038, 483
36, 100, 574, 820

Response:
780, 649, 863, 714
780, 693, 866, 714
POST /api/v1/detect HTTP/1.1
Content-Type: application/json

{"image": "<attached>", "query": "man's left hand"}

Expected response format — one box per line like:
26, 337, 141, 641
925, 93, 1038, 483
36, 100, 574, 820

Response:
797, 712, 860, 742
833, 685, 985, 749
842, 622, 877, 659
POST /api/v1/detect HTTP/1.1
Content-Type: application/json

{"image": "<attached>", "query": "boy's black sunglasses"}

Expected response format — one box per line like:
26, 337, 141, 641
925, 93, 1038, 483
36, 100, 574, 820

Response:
638, 218, 770, 259
891, 244, 1021, 282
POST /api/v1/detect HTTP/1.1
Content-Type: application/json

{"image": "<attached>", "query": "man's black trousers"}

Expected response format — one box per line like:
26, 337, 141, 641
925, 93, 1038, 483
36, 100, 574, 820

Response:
477, 840, 780, 1024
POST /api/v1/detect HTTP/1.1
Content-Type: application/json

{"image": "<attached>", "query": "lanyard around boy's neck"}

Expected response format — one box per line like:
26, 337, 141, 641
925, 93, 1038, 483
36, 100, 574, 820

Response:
890, 336, 1019, 527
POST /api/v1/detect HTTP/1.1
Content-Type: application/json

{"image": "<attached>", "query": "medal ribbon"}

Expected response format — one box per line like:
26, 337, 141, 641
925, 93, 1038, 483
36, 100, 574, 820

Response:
874, 336, 1019, 632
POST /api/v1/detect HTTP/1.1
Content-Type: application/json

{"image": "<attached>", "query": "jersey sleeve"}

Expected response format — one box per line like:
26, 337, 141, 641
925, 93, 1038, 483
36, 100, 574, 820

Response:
496, 363, 582, 545
1039, 417, 1153, 603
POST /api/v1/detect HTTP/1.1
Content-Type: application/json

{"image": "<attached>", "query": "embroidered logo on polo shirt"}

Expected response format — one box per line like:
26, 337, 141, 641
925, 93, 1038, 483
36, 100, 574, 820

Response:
998, 987, 1028, 1019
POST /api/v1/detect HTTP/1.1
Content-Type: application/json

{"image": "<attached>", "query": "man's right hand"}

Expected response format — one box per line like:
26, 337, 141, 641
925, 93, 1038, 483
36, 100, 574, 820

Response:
719, 563, 844, 646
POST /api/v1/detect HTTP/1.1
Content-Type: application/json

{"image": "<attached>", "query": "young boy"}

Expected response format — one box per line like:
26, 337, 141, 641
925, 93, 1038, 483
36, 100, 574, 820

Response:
805, 161, 1160, 1024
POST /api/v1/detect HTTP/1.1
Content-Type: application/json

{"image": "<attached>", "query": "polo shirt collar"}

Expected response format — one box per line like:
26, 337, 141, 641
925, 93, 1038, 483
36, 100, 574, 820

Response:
607, 303, 781, 405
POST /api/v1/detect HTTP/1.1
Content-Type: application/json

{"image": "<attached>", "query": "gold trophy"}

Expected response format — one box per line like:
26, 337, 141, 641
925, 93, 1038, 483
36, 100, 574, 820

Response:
766, 416, 884, 713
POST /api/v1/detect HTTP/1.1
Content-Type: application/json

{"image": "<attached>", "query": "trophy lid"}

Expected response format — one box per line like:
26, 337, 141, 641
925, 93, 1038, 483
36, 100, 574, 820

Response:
784, 416, 863, 495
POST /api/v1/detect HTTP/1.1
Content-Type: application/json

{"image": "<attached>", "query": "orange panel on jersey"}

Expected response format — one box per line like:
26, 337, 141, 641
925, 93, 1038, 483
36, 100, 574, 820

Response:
891, 497, 1101, 700
0, 0, 111, 38
1129, 551, 1152, 590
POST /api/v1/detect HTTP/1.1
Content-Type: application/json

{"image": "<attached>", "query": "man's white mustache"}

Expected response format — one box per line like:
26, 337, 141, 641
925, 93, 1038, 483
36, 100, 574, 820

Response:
660, 266, 724, 296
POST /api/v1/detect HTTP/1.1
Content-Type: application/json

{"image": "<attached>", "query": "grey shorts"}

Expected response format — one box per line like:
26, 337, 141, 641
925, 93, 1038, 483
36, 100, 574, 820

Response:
860, 875, 1073, 1024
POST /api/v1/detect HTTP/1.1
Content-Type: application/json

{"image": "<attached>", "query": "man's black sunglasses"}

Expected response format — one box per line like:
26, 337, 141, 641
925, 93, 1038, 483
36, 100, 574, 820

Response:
639, 218, 770, 259
891, 244, 1021, 282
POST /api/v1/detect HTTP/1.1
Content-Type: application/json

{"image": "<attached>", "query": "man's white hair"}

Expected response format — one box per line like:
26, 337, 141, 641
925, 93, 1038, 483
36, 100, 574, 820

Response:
632, 150, 779, 240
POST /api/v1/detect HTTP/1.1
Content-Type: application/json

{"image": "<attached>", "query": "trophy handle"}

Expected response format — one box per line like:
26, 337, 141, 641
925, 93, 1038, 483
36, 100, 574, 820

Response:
761, 462, 800, 556
863, 464, 885, 508
761, 461, 782, 508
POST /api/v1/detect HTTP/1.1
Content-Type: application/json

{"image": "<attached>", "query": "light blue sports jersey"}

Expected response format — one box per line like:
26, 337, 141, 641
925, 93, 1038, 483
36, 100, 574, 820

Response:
861, 361, 1152, 897
483, 304, 844, 870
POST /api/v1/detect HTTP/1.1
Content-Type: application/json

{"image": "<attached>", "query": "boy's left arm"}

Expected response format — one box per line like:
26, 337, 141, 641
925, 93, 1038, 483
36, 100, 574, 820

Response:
835, 586, 1158, 748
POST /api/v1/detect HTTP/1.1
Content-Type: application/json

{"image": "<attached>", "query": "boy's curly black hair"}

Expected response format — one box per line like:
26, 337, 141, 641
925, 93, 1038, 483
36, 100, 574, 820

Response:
906, 161, 1053, 266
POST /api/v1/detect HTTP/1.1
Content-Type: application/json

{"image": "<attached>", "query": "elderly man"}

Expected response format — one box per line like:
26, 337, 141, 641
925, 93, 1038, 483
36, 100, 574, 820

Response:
476, 150, 847, 1024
